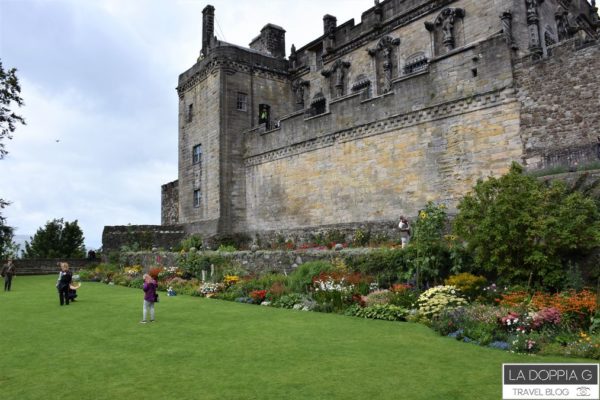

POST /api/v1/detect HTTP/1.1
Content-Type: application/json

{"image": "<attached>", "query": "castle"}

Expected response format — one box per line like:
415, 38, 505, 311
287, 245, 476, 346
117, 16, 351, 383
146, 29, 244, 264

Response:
103, 0, 600, 250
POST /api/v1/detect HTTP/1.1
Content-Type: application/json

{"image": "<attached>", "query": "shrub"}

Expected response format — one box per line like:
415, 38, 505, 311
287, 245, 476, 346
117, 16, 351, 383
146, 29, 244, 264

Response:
288, 261, 333, 293
179, 235, 203, 252
345, 248, 406, 287
445, 273, 487, 301
216, 244, 237, 253
352, 229, 371, 247
349, 304, 409, 321
271, 293, 307, 309
388, 284, 420, 308
177, 252, 226, 280
364, 290, 391, 307
249, 290, 267, 303
453, 162, 600, 289
417, 285, 468, 319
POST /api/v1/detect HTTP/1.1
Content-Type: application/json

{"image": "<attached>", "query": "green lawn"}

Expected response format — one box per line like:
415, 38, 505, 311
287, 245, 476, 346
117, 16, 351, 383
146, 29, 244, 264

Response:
0, 275, 590, 400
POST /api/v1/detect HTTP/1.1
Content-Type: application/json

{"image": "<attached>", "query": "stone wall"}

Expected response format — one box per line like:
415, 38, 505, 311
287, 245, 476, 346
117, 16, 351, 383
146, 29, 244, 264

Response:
102, 225, 186, 253
161, 180, 179, 225
1, 259, 101, 276
516, 38, 600, 170
118, 248, 382, 276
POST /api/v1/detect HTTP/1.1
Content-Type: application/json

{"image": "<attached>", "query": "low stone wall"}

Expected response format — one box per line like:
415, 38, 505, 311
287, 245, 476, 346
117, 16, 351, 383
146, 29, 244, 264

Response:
1, 259, 101, 276
116, 248, 374, 275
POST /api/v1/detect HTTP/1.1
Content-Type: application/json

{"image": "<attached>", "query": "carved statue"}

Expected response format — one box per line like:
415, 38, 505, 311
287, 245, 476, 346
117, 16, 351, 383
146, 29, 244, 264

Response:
321, 59, 351, 97
367, 36, 400, 94
292, 79, 309, 108
426, 8, 465, 53
289, 44, 297, 70
441, 13, 455, 44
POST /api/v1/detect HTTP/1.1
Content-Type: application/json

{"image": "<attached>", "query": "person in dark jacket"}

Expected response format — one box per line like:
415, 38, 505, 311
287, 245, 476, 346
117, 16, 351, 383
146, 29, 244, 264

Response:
1, 258, 16, 291
141, 273, 158, 323
56, 262, 73, 306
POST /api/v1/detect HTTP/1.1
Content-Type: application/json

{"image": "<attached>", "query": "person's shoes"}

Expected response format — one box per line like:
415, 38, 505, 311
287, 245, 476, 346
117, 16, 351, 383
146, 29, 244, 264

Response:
150, 320, 155, 322
140, 320, 147, 324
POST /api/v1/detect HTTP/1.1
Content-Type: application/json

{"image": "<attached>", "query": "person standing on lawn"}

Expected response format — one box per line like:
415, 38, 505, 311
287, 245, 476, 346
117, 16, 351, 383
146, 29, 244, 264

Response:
1, 258, 16, 291
141, 273, 158, 323
56, 262, 72, 306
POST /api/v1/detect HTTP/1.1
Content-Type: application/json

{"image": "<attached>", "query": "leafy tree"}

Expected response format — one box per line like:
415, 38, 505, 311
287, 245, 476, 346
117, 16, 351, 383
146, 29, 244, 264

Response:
453, 163, 600, 289
0, 59, 25, 159
0, 60, 25, 257
23, 218, 86, 259
0, 206, 15, 259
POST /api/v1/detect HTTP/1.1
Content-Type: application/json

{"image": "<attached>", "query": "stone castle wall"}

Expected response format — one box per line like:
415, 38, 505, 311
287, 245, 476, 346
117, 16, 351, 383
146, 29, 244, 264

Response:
102, 225, 186, 253
516, 38, 600, 170
139, 0, 600, 251
161, 180, 179, 225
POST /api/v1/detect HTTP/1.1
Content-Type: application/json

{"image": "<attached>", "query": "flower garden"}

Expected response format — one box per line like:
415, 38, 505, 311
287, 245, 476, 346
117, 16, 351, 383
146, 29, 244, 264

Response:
77, 165, 600, 361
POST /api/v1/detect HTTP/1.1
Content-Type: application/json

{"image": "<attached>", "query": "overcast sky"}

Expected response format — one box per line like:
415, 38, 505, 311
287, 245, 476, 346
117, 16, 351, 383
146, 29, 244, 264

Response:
0, 0, 370, 250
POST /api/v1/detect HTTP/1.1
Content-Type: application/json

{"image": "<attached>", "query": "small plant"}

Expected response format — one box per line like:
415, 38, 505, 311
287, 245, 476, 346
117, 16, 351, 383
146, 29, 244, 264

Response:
217, 244, 237, 252
417, 285, 468, 319
180, 234, 203, 251
249, 290, 267, 303
352, 229, 370, 247
445, 273, 487, 301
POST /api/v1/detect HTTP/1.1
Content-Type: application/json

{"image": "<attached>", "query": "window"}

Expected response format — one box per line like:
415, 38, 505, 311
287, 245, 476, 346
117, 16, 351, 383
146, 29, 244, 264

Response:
236, 92, 247, 111
193, 189, 201, 208
192, 144, 202, 165
187, 103, 193, 123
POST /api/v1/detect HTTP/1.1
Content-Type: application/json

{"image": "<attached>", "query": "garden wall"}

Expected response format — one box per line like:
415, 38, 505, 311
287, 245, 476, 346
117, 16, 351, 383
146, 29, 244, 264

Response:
1, 259, 101, 276
116, 248, 376, 275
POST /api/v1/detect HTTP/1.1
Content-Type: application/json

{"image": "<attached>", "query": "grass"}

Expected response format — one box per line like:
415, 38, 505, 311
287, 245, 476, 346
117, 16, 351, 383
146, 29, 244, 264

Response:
0, 276, 590, 400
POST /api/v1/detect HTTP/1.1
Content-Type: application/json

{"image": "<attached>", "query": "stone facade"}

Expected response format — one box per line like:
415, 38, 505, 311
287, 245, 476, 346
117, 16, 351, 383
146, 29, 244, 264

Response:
145, 0, 600, 247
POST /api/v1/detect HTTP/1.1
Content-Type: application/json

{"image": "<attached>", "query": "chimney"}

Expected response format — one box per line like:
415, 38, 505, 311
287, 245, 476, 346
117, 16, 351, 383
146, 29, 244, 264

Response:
249, 24, 286, 59
202, 5, 215, 57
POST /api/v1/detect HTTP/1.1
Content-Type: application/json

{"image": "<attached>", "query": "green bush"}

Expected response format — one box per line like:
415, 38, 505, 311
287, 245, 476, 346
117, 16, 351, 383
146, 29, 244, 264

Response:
445, 273, 487, 301
216, 244, 237, 253
179, 235, 203, 252
177, 252, 225, 280
271, 293, 307, 309
453, 162, 600, 289
288, 261, 333, 293
347, 304, 408, 321
345, 249, 406, 287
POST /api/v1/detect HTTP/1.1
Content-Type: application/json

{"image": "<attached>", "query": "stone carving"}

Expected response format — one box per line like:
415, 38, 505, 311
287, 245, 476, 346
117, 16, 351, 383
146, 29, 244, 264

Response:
525, 0, 544, 55
500, 10, 517, 49
321, 59, 351, 97
289, 44, 297, 70
555, 7, 577, 42
425, 8, 465, 53
292, 79, 310, 109
323, 15, 337, 54
368, 36, 401, 94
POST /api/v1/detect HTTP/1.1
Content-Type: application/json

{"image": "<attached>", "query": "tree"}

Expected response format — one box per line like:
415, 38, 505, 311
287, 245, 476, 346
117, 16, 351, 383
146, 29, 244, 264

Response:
0, 59, 25, 159
453, 163, 600, 289
0, 60, 26, 258
23, 219, 86, 259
